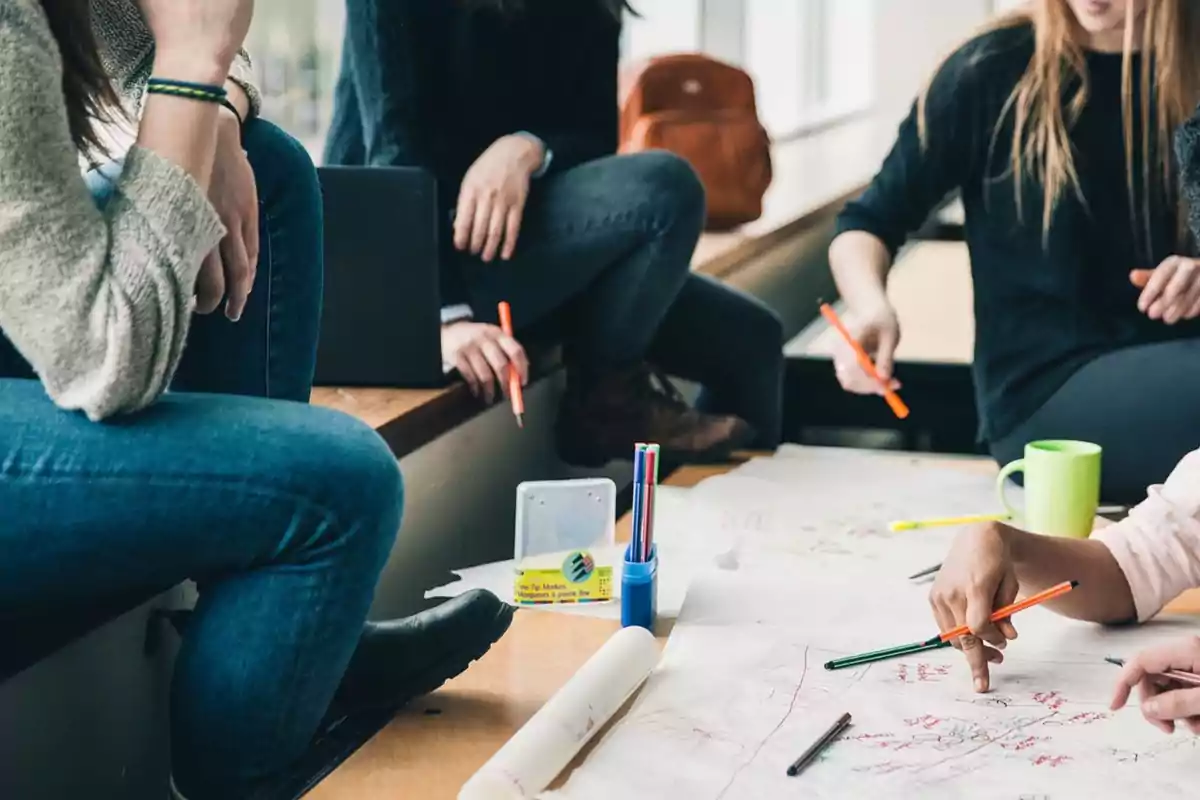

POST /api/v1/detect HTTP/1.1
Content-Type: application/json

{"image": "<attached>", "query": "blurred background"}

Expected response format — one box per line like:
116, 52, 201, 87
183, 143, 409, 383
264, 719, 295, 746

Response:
245, 0, 1025, 157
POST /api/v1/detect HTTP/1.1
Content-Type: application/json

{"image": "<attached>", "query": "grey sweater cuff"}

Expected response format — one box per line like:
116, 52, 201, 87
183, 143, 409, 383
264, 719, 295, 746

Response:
117, 147, 226, 296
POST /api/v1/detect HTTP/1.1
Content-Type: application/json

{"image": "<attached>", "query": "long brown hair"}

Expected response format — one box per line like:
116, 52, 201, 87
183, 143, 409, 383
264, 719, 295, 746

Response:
919, 0, 1200, 253
37, 0, 120, 156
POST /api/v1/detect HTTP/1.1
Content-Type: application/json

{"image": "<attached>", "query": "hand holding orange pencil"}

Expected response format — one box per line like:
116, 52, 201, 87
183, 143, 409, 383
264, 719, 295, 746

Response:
497, 302, 525, 427
819, 302, 909, 419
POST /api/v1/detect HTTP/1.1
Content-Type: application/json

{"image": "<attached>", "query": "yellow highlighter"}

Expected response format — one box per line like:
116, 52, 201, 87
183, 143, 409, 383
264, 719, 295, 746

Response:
888, 513, 1010, 532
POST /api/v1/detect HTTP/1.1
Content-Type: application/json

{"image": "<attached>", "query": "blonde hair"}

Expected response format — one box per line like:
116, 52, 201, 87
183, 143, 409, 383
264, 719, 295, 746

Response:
919, 0, 1200, 255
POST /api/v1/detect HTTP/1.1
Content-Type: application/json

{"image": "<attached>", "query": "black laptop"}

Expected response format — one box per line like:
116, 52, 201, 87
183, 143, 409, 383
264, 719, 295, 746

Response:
314, 166, 447, 388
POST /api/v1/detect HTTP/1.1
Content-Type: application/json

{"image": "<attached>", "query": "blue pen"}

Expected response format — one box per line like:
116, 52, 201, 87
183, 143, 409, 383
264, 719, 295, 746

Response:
630, 443, 647, 562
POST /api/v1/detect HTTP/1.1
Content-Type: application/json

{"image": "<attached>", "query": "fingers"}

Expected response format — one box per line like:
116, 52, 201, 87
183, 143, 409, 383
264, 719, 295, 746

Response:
479, 337, 512, 398
464, 347, 496, 404
501, 204, 524, 261
480, 202, 507, 263
453, 189, 476, 252
469, 193, 494, 255
993, 571, 1021, 642
1130, 269, 1152, 289
959, 633, 999, 693
1141, 686, 1200, 733
965, 587, 1008, 650
1110, 636, 1200, 717
496, 334, 530, 385
1155, 260, 1197, 324
453, 351, 484, 399
1136, 677, 1176, 733
833, 351, 898, 395
194, 250, 226, 314
1138, 258, 1175, 313
874, 325, 898, 381
221, 230, 255, 322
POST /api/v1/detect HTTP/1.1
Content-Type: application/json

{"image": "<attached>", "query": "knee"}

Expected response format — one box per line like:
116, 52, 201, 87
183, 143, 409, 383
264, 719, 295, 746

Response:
621, 151, 706, 230
749, 303, 785, 351
243, 118, 322, 215
293, 408, 404, 560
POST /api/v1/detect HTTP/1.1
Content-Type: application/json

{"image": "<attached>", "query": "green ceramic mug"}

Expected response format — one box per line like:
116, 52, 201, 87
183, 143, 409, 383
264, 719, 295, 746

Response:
995, 440, 1102, 538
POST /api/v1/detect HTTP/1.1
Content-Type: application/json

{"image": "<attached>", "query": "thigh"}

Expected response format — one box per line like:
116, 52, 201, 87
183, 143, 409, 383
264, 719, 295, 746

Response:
174, 119, 325, 402
459, 152, 694, 328
0, 379, 395, 614
649, 274, 784, 384
992, 339, 1200, 503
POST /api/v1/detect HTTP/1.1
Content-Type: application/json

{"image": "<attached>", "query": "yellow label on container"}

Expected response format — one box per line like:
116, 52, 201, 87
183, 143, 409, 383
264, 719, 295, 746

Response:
514, 549, 613, 605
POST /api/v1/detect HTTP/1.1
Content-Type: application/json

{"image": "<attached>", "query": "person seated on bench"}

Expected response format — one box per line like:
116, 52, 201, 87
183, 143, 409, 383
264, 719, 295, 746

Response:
928, 446, 1200, 717
324, 0, 785, 466
827, 0, 1200, 503
0, 2, 510, 798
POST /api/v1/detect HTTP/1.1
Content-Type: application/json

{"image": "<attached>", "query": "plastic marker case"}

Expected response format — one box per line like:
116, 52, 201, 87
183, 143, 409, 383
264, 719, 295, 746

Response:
513, 478, 616, 605
621, 544, 658, 630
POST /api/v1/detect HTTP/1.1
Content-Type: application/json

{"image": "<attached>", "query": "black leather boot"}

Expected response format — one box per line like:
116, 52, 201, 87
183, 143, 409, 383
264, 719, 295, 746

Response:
329, 589, 515, 715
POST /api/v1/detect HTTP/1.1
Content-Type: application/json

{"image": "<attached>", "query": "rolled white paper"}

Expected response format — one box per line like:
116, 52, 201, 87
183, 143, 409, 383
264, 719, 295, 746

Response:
458, 625, 659, 799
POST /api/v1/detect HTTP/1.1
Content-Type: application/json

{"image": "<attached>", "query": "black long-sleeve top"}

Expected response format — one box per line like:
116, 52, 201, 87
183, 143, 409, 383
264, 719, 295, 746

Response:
836, 24, 1199, 442
325, 0, 621, 307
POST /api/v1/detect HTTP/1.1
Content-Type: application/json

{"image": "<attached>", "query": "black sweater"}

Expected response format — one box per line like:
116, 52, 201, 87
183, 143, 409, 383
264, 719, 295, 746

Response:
837, 24, 1199, 442
325, 0, 621, 307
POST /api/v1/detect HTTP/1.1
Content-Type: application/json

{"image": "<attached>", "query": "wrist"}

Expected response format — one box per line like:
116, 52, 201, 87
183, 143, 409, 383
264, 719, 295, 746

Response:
151, 53, 231, 88
216, 108, 243, 142
512, 134, 546, 176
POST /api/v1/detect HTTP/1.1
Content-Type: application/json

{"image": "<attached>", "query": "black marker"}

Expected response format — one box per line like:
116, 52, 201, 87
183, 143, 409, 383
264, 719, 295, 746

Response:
786, 712, 852, 777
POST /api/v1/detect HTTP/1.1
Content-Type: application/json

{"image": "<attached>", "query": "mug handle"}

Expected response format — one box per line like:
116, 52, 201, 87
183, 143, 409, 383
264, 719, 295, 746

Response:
995, 458, 1025, 522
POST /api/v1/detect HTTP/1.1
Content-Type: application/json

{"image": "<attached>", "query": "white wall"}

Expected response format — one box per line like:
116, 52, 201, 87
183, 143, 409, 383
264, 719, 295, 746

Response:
872, 0, 993, 148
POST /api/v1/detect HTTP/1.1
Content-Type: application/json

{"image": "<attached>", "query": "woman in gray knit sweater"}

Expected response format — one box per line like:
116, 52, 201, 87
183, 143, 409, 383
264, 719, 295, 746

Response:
0, 2, 511, 797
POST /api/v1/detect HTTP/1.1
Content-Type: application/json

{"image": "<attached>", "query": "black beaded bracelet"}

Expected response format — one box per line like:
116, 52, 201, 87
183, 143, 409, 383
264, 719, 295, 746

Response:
218, 97, 245, 128
146, 77, 227, 105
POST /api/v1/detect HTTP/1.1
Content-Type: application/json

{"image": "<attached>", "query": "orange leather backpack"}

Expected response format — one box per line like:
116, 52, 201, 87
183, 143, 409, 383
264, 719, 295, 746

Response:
619, 54, 772, 230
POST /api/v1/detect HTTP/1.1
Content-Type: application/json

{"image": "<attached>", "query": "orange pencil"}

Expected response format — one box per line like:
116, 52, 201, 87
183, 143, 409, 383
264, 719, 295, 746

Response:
818, 302, 909, 419
824, 580, 1079, 670
497, 301, 525, 428
938, 580, 1078, 642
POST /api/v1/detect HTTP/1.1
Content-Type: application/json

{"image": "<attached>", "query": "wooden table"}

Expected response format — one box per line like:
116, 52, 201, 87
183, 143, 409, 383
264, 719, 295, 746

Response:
309, 453, 1200, 799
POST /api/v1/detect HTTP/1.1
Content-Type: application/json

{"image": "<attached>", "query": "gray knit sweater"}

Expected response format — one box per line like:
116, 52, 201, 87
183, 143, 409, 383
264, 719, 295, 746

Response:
0, 0, 227, 420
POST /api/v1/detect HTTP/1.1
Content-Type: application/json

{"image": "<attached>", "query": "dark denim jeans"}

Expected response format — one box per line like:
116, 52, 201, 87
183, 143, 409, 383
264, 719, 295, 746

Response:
460, 151, 786, 447
0, 120, 401, 798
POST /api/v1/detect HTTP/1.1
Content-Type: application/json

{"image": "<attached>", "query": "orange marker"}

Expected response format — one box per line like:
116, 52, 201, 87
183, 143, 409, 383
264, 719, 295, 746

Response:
819, 302, 909, 419
938, 580, 1078, 642
497, 301, 525, 428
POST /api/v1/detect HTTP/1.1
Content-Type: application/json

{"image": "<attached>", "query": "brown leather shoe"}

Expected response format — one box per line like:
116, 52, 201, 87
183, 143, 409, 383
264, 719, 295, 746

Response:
555, 364, 756, 467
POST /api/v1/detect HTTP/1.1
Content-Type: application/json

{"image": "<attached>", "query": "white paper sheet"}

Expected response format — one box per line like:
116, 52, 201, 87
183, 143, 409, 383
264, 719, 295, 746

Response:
459, 626, 660, 800
547, 570, 1200, 800
681, 446, 1014, 576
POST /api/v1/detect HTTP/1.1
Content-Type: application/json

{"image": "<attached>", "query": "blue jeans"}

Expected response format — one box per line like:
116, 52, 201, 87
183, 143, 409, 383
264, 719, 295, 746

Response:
460, 152, 786, 446
0, 120, 401, 797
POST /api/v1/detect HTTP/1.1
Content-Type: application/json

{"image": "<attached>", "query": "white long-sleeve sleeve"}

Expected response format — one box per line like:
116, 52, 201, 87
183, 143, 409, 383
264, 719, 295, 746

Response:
1092, 450, 1200, 621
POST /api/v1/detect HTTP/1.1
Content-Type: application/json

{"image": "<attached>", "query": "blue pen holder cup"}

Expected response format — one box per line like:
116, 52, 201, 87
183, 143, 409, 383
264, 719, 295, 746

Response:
621, 544, 658, 631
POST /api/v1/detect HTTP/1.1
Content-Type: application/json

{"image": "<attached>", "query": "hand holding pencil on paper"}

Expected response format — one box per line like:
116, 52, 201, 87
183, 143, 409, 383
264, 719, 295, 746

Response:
1109, 637, 1200, 735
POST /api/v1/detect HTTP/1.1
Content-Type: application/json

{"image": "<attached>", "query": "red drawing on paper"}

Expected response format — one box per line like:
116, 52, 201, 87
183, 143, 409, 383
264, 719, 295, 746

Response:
1043, 711, 1107, 727
1032, 691, 1066, 711
904, 715, 943, 730
1031, 754, 1071, 768
896, 663, 951, 684
998, 735, 1048, 752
